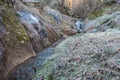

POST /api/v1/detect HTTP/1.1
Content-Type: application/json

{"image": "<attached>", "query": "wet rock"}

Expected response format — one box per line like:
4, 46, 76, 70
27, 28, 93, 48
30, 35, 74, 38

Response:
17, 10, 61, 53
84, 10, 120, 33
17, 11, 39, 24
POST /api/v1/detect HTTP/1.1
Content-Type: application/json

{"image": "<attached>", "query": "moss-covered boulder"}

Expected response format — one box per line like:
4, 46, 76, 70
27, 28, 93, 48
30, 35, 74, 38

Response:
0, 2, 36, 80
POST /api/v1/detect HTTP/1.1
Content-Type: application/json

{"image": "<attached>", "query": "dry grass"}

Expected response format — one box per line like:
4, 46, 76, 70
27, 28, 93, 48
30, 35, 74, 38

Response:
71, 0, 103, 18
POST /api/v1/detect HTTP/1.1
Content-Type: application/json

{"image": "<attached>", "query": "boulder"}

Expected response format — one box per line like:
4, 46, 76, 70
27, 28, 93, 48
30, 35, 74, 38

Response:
84, 10, 120, 33
0, 3, 36, 80
17, 10, 61, 53
43, 6, 78, 36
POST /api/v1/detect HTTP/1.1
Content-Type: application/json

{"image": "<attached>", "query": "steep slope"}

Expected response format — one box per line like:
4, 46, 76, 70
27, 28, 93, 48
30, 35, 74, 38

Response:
0, 1, 36, 80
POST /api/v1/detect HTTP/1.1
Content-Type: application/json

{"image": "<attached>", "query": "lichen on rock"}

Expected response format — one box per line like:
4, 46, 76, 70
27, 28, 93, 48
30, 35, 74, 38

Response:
2, 9, 30, 47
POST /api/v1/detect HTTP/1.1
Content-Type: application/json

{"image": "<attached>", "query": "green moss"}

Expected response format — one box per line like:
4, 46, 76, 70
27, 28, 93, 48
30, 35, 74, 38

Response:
1, 4, 30, 47
88, 5, 109, 20
88, 9, 104, 20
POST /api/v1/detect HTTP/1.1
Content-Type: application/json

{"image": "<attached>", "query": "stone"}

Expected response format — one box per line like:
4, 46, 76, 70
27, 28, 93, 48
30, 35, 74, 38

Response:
84, 11, 120, 33
43, 6, 78, 35
0, 3, 36, 79
17, 10, 61, 53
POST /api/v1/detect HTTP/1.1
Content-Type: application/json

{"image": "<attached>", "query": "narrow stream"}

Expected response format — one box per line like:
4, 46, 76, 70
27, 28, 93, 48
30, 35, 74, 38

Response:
7, 39, 64, 80
7, 10, 80, 80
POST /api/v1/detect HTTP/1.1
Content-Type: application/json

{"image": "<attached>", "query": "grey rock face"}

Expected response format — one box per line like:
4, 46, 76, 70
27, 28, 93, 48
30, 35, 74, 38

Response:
17, 10, 61, 53
84, 11, 120, 33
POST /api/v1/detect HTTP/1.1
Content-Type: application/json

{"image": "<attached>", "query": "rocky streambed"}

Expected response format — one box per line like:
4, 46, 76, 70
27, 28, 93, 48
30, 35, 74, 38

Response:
1, 0, 120, 80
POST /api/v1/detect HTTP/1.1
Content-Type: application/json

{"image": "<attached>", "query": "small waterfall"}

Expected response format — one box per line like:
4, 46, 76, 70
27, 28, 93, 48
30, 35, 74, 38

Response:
75, 19, 84, 33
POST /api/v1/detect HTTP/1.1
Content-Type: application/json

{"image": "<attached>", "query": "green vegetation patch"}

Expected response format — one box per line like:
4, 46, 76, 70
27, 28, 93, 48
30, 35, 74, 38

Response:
88, 5, 109, 20
1, 3, 30, 47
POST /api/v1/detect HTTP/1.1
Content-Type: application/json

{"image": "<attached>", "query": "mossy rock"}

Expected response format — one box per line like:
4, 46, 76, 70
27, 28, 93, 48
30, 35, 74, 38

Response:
1, 3, 30, 47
